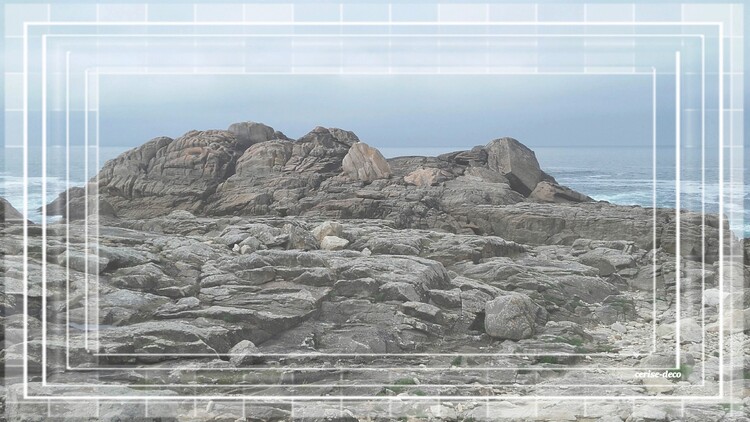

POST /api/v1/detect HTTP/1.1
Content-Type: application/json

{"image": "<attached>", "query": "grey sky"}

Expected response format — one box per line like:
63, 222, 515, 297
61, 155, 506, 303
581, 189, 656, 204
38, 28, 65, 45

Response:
99, 74, 654, 149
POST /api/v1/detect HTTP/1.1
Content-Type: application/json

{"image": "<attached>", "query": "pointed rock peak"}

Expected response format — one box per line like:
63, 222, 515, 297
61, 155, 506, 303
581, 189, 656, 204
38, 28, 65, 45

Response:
298, 126, 360, 147
227, 121, 280, 149
484, 137, 542, 196
342, 142, 391, 182
1, 196, 25, 224
485, 136, 526, 150
327, 128, 360, 146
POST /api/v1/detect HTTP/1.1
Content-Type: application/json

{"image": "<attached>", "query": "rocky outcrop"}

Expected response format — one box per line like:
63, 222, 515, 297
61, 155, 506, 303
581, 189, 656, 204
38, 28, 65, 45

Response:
342, 142, 392, 182
0, 196, 24, 224
44, 187, 117, 220
485, 137, 544, 195
5, 115, 746, 420
40, 121, 731, 265
227, 121, 287, 149
485, 293, 548, 340
45, 122, 592, 228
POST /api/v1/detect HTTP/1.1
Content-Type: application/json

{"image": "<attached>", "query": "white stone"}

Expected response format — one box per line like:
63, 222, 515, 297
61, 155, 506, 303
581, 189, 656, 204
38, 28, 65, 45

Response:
627, 405, 667, 421
311, 221, 343, 242
703, 288, 721, 307
320, 236, 349, 251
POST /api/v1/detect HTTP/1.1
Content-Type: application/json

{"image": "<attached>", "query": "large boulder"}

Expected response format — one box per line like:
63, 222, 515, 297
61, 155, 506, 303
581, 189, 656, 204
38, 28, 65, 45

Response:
228, 340, 263, 366
285, 126, 359, 174
484, 293, 548, 340
320, 235, 349, 251
311, 221, 344, 242
342, 143, 392, 182
485, 137, 543, 195
226, 121, 285, 149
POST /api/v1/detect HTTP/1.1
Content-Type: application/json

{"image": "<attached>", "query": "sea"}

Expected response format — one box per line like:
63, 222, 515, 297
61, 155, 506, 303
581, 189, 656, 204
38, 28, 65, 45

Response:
2, 145, 747, 238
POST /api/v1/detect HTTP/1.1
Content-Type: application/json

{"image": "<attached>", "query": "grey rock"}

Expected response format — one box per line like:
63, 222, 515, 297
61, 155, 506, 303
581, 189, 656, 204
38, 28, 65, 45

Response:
44, 187, 117, 220
228, 339, 263, 366
485, 137, 543, 195
401, 301, 444, 324
98, 320, 233, 363
484, 293, 548, 340
320, 235, 349, 250
0, 196, 24, 223
58, 251, 109, 274
311, 221, 344, 241
342, 142, 392, 182
282, 223, 319, 250
626, 405, 667, 421
579, 247, 637, 276
226, 121, 281, 148
530, 180, 591, 203
403, 167, 452, 186
428, 288, 462, 309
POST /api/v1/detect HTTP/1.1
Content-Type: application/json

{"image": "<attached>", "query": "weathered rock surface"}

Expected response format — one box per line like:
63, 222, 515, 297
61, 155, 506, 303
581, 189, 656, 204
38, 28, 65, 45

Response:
484, 293, 548, 340
4, 121, 743, 421
530, 180, 592, 203
403, 167, 451, 186
485, 137, 544, 195
342, 142, 392, 182
0, 196, 24, 223
44, 122, 596, 238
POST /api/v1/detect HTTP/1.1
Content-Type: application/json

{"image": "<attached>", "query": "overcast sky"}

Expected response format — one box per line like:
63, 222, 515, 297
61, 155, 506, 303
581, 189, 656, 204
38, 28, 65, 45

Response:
96, 74, 658, 149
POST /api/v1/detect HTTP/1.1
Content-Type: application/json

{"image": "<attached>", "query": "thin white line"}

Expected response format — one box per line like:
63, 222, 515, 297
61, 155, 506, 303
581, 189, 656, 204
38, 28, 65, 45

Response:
94, 70, 655, 76
73, 62, 657, 366
700, 34, 707, 382
58, 49, 673, 374
41, 33, 708, 39
88, 351, 647, 357
717, 22, 725, 398
9, 71, 743, 76
674, 51, 681, 365
63, 364, 679, 372
65, 51, 71, 370
29, 19, 720, 396
22, 21, 30, 400
45, 27, 712, 362
37, 382, 689, 389
727, 10, 736, 403
23, 21, 727, 26
16, 32, 750, 39
41, 33, 48, 384
652, 66, 658, 352
77, 62, 669, 367
83, 69, 89, 350
17, 394, 730, 401
46, 24, 683, 362
95, 70, 101, 353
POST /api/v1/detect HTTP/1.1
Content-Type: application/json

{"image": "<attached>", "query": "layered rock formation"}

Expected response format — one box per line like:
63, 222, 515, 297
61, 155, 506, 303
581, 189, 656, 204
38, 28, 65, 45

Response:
3, 121, 745, 421
45, 122, 588, 224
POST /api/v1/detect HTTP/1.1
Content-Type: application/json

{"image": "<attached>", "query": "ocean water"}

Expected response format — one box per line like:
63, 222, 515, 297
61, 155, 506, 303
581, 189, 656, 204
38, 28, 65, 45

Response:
2, 145, 747, 237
